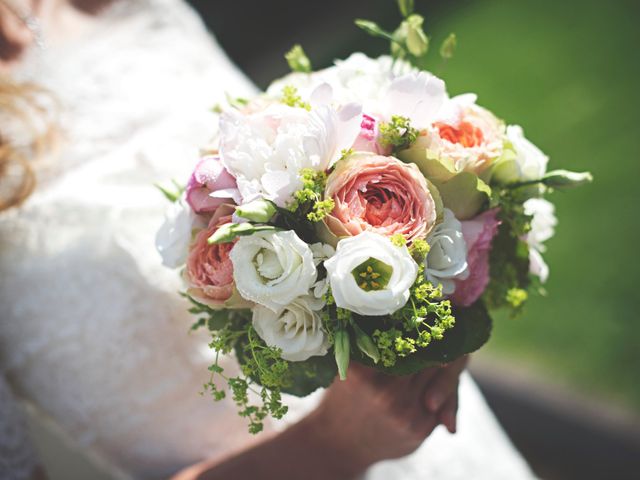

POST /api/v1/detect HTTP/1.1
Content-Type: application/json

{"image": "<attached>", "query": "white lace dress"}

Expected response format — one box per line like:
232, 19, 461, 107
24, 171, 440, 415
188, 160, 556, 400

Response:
0, 1, 536, 479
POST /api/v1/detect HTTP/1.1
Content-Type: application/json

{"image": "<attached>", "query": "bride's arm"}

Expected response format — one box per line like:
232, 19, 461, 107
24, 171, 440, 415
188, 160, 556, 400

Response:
171, 357, 468, 480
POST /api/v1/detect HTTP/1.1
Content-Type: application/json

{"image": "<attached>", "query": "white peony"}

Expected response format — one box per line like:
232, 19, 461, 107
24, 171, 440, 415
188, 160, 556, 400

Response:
493, 125, 549, 184
324, 232, 418, 316
252, 295, 328, 362
524, 198, 557, 283
230, 230, 317, 311
425, 209, 469, 295
155, 197, 204, 268
219, 103, 361, 207
267, 53, 415, 111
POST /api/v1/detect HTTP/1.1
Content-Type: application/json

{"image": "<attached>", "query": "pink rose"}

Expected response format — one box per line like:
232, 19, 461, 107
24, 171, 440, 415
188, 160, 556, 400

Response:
185, 155, 240, 214
352, 114, 390, 155
450, 209, 501, 307
184, 204, 238, 308
324, 154, 438, 243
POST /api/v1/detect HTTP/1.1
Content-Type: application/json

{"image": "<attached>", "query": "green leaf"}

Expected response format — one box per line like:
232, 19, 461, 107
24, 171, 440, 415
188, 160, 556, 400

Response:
397, 0, 414, 17
280, 354, 337, 397
154, 181, 183, 203
434, 172, 492, 220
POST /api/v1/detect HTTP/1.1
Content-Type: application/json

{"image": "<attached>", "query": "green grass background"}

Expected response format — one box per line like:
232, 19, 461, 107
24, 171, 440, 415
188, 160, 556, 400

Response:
306, 0, 640, 410
421, 0, 640, 410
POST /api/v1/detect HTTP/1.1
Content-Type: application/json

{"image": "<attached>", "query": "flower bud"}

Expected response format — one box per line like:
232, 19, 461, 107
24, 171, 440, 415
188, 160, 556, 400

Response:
334, 329, 351, 380
440, 33, 457, 60
405, 15, 429, 57
541, 170, 593, 189
353, 323, 380, 364
285, 44, 312, 73
208, 223, 276, 244
235, 199, 277, 223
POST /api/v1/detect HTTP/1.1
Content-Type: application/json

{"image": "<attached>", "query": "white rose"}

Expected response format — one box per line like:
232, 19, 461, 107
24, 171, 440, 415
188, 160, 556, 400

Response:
425, 209, 469, 295
494, 125, 549, 184
524, 198, 557, 283
219, 103, 361, 208
230, 230, 317, 311
324, 232, 418, 316
253, 295, 328, 362
155, 198, 204, 268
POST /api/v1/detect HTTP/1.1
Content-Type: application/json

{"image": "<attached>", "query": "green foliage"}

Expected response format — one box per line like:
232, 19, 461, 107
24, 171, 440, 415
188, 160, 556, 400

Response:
281, 85, 311, 110
378, 115, 419, 153
285, 44, 312, 73
290, 168, 334, 223
154, 179, 184, 203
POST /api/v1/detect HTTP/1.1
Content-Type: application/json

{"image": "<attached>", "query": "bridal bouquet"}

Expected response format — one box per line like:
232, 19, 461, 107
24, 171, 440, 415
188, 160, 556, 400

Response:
156, 1, 591, 433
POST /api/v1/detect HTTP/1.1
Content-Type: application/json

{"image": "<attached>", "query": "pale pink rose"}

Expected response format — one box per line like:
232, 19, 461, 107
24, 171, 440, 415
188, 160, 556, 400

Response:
451, 208, 501, 307
184, 204, 237, 307
324, 154, 437, 243
352, 114, 390, 155
185, 156, 240, 214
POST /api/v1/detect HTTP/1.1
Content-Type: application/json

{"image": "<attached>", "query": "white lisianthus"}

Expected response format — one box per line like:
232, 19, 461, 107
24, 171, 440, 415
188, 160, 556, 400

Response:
425, 209, 469, 295
493, 125, 549, 184
219, 103, 362, 207
230, 230, 317, 311
524, 198, 557, 283
155, 197, 204, 268
324, 232, 418, 316
253, 295, 328, 362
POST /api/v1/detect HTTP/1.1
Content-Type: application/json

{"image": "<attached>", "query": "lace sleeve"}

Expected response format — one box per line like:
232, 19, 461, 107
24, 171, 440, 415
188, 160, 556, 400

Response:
0, 376, 39, 480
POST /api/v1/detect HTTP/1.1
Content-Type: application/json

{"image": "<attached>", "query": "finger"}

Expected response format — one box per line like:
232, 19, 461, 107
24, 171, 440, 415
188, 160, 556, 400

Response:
423, 356, 467, 413
437, 392, 459, 434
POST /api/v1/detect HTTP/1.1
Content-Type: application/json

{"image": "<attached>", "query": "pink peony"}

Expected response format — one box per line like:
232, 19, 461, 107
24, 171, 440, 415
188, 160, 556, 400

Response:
324, 153, 438, 243
450, 208, 501, 307
184, 204, 238, 308
352, 114, 390, 155
185, 155, 240, 214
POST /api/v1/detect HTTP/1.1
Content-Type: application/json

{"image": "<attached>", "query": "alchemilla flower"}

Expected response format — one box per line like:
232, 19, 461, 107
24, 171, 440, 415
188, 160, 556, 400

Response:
253, 295, 328, 362
425, 208, 469, 295
230, 230, 317, 311
324, 231, 418, 316
219, 103, 362, 208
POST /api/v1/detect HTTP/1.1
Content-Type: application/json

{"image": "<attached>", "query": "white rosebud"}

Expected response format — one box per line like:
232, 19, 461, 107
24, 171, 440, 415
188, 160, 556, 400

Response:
230, 230, 317, 311
253, 295, 328, 362
155, 198, 204, 268
324, 232, 418, 316
425, 209, 469, 295
524, 198, 557, 283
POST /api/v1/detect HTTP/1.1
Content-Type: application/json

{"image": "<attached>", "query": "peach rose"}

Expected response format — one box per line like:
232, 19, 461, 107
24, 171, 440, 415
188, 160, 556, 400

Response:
184, 204, 244, 308
323, 153, 439, 243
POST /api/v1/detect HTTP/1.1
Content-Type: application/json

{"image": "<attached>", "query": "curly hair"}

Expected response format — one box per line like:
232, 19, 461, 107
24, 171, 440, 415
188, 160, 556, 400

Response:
0, 77, 58, 211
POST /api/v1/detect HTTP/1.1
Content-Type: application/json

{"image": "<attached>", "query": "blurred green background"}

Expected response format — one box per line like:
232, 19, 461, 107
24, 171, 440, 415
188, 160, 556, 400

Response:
205, 0, 640, 411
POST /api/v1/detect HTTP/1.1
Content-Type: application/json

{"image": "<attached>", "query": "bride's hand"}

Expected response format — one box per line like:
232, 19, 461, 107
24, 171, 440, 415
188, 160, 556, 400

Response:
307, 356, 469, 471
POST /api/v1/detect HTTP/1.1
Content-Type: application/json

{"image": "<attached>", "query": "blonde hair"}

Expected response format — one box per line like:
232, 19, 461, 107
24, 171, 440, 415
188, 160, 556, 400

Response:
0, 76, 58, 211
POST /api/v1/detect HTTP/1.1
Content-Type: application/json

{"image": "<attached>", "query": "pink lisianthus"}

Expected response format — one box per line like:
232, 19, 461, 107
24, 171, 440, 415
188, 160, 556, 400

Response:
324, 153, 438, 243
185, 155, 240, 214
450, 208, 501, 307
184, 204, 245, 308
352, 114, 390, 155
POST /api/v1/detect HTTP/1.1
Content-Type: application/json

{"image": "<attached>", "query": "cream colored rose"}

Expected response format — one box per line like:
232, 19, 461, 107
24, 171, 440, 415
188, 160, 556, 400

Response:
253, 295, 328, 362
230, 230, 317, 311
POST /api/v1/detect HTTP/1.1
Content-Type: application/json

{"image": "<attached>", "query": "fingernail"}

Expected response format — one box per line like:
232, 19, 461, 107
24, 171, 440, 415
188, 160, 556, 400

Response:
426, 393, 444, 413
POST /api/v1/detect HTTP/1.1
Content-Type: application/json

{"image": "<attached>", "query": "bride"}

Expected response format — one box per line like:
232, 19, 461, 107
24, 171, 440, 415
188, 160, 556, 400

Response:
0, 1, 536, 479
